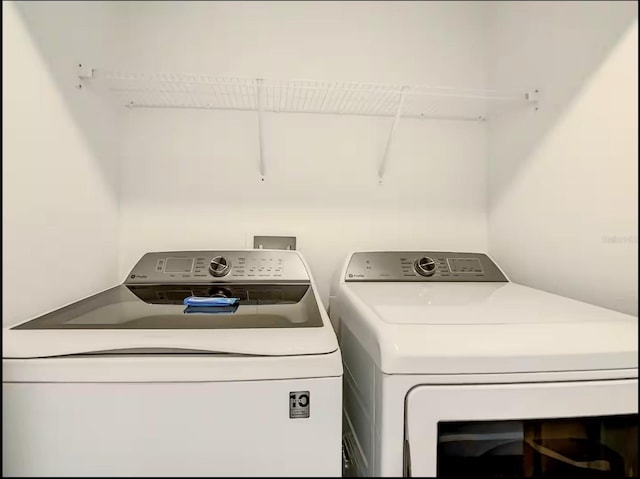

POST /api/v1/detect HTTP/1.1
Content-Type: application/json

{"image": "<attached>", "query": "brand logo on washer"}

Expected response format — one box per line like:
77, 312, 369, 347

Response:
289, 391, 310, 418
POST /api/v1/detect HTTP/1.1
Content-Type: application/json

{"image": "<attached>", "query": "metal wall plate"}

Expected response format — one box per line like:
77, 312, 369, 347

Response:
253, 236, 296, 250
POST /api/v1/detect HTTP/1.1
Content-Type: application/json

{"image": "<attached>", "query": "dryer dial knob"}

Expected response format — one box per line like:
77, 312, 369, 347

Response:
414, 257, 436, 277
209, 256, 231, 277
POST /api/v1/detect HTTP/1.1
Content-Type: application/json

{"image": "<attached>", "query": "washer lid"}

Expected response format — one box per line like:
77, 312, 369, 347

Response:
338, 282, 638, 374
3, 284, 339, 359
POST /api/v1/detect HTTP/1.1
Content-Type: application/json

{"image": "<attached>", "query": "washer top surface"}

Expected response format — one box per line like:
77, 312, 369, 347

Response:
336, 251, 638, 375
3, 250, 339, 360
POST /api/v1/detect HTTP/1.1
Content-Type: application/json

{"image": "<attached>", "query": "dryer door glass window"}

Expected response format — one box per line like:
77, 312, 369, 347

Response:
437, 414, 638, 477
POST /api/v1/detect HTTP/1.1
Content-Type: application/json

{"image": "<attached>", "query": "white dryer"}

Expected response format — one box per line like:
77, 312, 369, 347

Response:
3, 250, 342, 477
330, 251, 638, 477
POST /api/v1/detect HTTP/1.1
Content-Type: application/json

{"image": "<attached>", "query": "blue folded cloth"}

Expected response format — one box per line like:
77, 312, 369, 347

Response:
183, 296, 240, 307
184, 304, 239, 315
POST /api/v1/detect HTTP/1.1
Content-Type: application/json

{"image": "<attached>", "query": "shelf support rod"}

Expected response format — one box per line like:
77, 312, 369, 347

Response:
256, 78, 266, 179
378, 86, 408, 183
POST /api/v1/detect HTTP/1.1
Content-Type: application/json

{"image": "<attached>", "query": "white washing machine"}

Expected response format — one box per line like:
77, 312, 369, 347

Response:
3, 250, 342, 477
329, 251, 638, 477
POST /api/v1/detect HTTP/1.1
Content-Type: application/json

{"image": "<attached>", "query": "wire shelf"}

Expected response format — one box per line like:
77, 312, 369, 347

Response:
88, 70, 535, 121
79, 68, 538, 181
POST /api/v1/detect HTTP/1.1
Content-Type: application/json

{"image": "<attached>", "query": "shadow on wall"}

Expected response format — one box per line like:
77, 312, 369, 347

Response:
14, 1, 123, 199
487, 1, 638, 206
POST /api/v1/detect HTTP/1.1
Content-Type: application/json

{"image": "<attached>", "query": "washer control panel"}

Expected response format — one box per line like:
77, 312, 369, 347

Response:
345, 252, 507, 282
126, 250, 309, 284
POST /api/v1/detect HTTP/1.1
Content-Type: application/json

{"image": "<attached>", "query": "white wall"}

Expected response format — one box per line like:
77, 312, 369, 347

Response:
2, 1, 123, 326
487, 1, 638, 315
117, 1, 491, 303
6, 1, 635, 318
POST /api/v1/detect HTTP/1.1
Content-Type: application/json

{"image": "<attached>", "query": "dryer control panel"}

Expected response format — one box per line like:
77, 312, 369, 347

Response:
126, 250, 309, 284
345, 252, 508, 282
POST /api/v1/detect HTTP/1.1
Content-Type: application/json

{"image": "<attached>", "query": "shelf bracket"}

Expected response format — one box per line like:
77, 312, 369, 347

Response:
256, 78, 266, 180
76, 63, 93, 90
378, 86, 408, 183
525, 88, 540, 111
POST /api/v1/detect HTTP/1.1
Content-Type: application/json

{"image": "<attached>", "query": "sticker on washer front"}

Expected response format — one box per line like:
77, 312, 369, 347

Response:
289, 391, 310, 418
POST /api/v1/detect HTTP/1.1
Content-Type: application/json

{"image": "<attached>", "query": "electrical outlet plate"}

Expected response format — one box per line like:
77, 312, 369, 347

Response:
253, 236, 296, 250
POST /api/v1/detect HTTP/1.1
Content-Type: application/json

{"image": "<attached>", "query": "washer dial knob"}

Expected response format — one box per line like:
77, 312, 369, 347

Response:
209, 256, 231, 277
414, 257, 436, 277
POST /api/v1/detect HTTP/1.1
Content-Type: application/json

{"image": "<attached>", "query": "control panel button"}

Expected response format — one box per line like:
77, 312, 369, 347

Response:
414, 257, 436, 277
209, 256, 232, 277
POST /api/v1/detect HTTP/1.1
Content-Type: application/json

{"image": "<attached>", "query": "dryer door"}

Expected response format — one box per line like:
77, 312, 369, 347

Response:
404, 380, 638, 477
